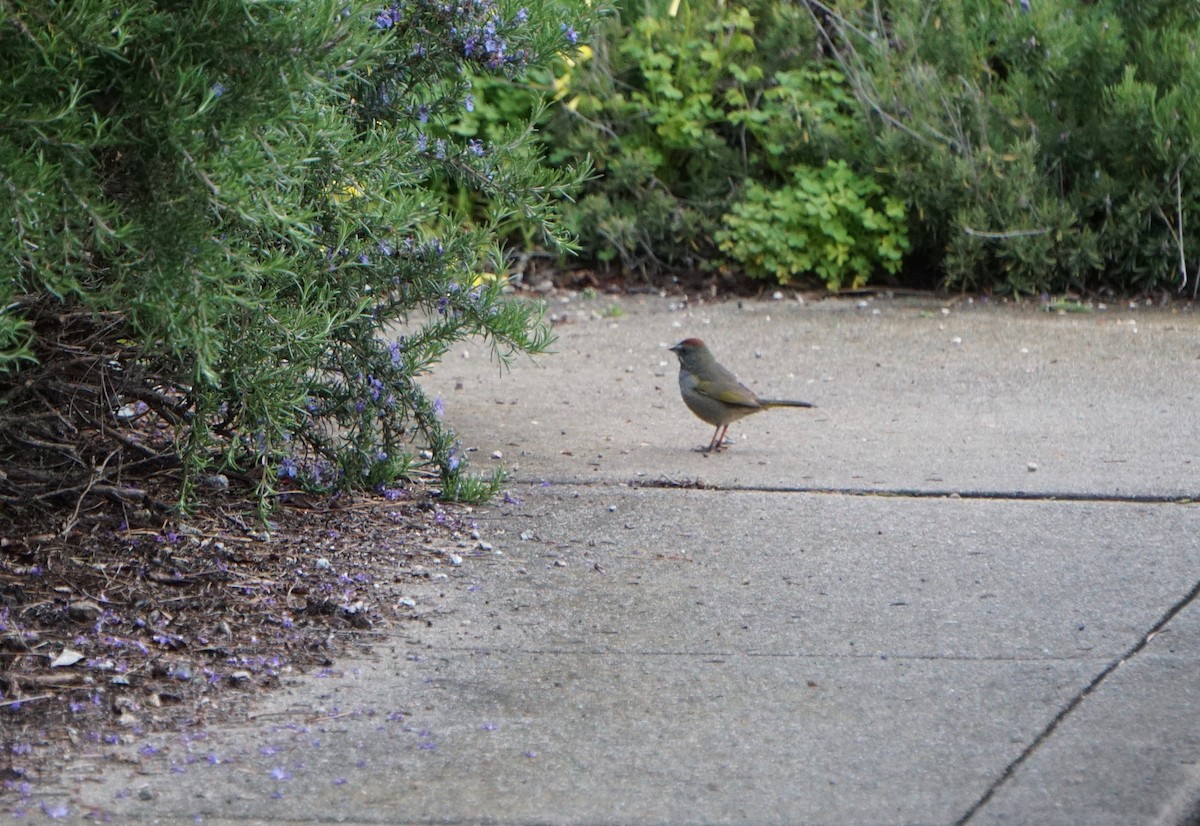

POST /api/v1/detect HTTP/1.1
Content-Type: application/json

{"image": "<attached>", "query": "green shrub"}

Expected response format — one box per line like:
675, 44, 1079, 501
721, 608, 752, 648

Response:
535, 0, 892, 281
716, 160, 908, 290
819, 0, 1200, 294
0, 0, 591, 510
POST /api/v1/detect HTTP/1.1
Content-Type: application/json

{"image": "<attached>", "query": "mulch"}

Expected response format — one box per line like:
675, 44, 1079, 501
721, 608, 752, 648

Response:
0, 482, 478, 804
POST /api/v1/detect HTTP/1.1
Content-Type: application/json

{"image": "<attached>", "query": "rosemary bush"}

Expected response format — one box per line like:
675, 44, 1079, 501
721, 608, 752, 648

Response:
0, 0, 590, 511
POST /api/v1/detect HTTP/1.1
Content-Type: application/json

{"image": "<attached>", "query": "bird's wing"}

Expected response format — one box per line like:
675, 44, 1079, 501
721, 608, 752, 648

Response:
694, 379, 761, 408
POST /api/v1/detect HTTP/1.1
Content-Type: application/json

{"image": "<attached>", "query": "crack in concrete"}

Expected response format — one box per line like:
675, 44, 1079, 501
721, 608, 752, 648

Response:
633, 478, 1199, 504
956, 576, 1200, 825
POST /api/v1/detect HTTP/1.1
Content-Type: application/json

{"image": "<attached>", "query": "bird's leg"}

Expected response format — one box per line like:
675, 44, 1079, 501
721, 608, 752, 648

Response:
707, 424, 730, 452
718, 424, 731, 450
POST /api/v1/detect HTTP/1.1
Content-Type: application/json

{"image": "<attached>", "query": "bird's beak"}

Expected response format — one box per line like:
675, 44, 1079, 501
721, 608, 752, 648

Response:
669, 342, 681, 353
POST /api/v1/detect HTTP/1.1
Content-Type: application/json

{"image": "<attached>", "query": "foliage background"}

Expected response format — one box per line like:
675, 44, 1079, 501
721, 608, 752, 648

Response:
455, 0, 1200, 297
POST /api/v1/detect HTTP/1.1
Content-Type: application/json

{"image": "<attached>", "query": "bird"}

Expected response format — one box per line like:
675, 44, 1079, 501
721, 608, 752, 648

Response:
669, 337, 814, 452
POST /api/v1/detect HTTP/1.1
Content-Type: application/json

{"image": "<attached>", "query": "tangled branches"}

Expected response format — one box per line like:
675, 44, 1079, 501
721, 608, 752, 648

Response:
0, 298, 191, 535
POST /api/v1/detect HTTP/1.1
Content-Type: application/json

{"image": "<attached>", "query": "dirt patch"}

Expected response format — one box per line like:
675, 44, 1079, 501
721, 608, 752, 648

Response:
0, 484, 482, 815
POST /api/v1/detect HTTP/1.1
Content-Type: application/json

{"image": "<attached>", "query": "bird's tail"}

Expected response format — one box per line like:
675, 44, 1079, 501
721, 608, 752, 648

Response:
760, 399, 815, 409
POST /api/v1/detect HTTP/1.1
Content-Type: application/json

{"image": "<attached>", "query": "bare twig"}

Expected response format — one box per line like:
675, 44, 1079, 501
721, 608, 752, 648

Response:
61, 449, 121, 539
801, 1, 956, 149
0, 694, 55, 709
961, 226, 1052, 239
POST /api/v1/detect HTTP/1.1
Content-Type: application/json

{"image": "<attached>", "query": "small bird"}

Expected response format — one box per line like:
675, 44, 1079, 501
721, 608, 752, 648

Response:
669, 338, 814, 452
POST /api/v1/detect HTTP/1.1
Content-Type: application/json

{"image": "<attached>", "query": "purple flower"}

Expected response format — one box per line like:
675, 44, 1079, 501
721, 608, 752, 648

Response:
278, 458, 299, 480
367, 375, 385, 401
464, 94, 475, 113
269, 766, 292, 781
561, 23, 578, 44
468, 139, 485, 157
210, 82, 226, 98
433, 396, 445, 418
374, 5, 401, 28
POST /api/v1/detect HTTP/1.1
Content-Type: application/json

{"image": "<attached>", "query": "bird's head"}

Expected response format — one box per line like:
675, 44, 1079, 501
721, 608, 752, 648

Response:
669, 338, 713, 370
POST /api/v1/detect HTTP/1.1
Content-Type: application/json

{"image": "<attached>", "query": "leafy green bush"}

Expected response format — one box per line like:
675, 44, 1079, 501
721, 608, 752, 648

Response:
533, 0, 892, 282
818, 0, 1200, 294
716, 160, 908, 290
0, 0, 590, 511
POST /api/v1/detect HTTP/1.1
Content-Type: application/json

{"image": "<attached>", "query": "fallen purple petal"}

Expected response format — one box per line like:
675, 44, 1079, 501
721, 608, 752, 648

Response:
40, 801, 69, 819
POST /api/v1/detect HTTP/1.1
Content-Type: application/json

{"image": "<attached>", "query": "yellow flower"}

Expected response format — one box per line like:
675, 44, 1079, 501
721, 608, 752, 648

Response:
329, 178, 365, 203
471, 271, 506, 287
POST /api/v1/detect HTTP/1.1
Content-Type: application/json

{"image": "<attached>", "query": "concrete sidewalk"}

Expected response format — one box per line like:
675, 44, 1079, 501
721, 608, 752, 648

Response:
50, 295, 1200, 823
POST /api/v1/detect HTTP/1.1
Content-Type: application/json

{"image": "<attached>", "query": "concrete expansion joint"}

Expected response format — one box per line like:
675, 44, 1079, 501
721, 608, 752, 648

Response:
613, 477, 1200, 504
955, 576, 1200, 825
